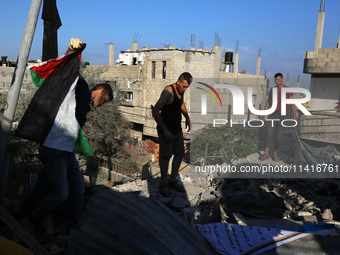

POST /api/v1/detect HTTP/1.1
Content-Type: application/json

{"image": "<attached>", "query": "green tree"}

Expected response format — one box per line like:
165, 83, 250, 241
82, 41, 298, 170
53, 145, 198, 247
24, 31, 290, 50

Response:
191, 125, 259, 165
80, 66, 138, 172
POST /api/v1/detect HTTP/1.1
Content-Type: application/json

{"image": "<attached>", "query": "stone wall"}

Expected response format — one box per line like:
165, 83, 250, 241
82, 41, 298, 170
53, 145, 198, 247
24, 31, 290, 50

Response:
304, 48, 340, 74
303, 47, 340, 112
301, 47, 340, 144
299, 111, 340, 144
0, 67, 32, 94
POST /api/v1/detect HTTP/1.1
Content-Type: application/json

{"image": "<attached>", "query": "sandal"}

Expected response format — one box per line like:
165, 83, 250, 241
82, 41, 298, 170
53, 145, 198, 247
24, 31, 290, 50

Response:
159, 184, 172, 197
168, 180, 185, 192
259, 154, 269, 161
272, 154, 280, 161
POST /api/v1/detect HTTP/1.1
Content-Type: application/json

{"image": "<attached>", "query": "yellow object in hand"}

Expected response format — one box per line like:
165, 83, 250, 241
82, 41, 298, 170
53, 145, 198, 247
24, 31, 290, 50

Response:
69, 38, 83, 50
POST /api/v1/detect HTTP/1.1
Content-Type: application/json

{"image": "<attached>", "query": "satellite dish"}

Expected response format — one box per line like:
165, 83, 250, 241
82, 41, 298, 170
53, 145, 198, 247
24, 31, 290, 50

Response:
239, 69, 246, 74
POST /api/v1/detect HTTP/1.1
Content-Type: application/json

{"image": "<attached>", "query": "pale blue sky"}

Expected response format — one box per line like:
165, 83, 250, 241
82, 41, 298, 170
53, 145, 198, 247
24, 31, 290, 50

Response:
1, 0, 340, 86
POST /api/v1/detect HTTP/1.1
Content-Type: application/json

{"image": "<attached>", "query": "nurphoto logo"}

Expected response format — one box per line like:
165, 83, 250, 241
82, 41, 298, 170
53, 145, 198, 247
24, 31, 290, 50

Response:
197, 83, 311, 128
199, 83, 311, 116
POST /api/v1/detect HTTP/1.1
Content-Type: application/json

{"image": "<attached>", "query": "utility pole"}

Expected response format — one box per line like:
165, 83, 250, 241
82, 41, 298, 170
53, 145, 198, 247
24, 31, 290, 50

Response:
0, 0, 42, 204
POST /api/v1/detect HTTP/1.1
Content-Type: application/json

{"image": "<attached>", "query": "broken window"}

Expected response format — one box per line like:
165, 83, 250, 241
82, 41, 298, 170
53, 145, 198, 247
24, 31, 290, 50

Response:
124, 91, 133, 101
162, 61, 166, 79
152, 61, 156, 79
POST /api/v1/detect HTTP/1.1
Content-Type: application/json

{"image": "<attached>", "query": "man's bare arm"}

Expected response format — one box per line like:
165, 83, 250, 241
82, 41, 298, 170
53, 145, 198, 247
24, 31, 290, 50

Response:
152, 87, 174, 140
181, 102, 191, 131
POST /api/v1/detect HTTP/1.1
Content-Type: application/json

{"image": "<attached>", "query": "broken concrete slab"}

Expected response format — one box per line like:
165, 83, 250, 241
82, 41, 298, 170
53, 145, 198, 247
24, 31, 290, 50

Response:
322, 209, 333, 221
199, 190, 217, 205
297, 215, 318, 223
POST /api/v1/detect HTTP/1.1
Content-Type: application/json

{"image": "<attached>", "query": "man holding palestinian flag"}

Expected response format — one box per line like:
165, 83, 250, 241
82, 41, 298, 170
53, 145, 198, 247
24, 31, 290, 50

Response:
16, 38, 113, 239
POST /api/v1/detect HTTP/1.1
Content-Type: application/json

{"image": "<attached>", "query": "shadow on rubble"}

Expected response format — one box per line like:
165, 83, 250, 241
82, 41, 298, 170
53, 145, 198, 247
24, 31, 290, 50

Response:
145, 176, 190, 212
66, 184, 219, 254
214, 164, 340, 255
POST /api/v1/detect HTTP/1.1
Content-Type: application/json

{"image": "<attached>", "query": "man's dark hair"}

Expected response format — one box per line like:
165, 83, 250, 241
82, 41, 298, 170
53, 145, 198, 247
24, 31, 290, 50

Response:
178, 72, 193, 84
91, 83, 113, 101
274, 73, 283, 78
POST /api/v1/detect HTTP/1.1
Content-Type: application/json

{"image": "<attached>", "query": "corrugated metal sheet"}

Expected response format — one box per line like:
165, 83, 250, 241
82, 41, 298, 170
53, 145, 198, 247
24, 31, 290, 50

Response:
66, 187, 218, 255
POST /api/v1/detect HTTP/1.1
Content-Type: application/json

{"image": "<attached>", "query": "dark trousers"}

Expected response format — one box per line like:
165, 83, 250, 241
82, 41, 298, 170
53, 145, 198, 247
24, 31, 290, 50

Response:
265, 113, 286, 151
31, 146, 85, 226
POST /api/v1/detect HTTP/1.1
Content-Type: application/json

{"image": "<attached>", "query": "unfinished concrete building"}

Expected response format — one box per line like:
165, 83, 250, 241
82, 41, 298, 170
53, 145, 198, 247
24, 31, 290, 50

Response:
0, 40, 268, 148
85, 42, 268, 142
300, 0, 340, 145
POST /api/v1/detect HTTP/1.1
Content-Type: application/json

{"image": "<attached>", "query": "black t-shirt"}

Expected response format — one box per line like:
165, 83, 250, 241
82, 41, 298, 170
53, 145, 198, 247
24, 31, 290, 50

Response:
75, 76, 91, 128
159, 84, 183, 135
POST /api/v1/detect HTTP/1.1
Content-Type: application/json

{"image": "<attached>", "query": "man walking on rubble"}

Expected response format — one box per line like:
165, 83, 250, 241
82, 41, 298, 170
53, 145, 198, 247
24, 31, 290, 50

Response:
17, 38, 113, 240
152, 72, 192, 197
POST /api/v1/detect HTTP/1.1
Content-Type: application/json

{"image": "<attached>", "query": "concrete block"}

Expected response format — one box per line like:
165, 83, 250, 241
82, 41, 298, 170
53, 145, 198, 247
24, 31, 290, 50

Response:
327, 61, 338, 67
331, 56, 340, 62
316, 62, 327, 68
319, 57, 332, 63
297, 215, 318, 222
322, 48, 335, 54
317, 52, 328, 59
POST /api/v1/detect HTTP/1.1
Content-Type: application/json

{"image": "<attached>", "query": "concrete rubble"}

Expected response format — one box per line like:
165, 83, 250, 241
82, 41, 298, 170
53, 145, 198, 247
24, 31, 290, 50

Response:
2, 152, 340, 254
99, 152, 340, 255
58, 149, 340, 254
110, 152, 340, 237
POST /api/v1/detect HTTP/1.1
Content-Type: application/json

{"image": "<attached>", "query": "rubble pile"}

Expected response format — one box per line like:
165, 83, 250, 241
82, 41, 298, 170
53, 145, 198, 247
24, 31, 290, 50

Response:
2, 152, 340, 254
112, 153, 340, 228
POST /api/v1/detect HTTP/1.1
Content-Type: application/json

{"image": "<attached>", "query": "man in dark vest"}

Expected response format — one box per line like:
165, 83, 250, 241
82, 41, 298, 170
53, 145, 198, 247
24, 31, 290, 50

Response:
152, 72, 192, 196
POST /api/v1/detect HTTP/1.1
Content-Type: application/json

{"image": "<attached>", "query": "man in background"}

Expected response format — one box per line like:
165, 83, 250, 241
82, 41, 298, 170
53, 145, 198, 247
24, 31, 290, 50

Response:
260, 72, 297, 161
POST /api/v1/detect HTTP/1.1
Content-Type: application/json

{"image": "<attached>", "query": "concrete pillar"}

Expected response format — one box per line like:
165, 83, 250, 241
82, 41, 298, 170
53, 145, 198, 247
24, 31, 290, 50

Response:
132, 42, 138, 51
214, 45, 221, 78
314, 8, 325, 55
221, 57, 226, 72
256, 56, 261, 76
234, 52, 239, 76
109, 44, 114, 65
286, 73, 290, 87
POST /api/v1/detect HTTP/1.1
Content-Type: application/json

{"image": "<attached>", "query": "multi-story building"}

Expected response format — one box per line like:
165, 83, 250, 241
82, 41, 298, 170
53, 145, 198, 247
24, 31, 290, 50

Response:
85, 42, 268, 141
1, 42, 268, 144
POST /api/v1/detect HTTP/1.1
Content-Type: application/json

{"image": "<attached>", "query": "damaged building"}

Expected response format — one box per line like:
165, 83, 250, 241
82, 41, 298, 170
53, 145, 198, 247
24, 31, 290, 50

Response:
84, 41, 268, 146
299, 0, 340, 146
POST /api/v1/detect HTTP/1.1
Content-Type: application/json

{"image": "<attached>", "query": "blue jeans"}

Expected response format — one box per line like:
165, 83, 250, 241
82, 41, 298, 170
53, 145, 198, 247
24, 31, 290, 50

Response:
31, 146, 85, 226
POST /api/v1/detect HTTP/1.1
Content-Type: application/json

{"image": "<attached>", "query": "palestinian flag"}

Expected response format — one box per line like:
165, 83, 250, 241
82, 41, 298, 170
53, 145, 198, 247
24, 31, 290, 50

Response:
16, 45, 94, 156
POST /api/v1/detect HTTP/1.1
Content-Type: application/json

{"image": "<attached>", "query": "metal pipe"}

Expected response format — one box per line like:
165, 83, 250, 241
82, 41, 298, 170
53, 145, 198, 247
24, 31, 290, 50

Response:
0, 0, 42, 205
320, 0, 325, 12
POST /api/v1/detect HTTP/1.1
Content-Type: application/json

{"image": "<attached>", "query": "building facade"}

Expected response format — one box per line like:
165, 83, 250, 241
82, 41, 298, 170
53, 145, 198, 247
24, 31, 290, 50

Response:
299, 0, 340, 145
85, 43, 268, 141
